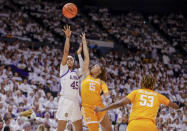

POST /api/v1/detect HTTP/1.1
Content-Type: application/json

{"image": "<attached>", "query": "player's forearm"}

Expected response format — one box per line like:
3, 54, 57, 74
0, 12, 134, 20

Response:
168, 102, 179, 109
82, 39, 90, 72
82, 40, 89, 61
63, 37, 70, 54
100, 100, 124, 111
78, 54, 84, 69
61, 37, 70, 65
100, 97, 130, 112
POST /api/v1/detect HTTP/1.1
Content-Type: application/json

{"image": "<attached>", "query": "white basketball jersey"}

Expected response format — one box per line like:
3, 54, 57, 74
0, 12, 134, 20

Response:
60, 64, 81, 101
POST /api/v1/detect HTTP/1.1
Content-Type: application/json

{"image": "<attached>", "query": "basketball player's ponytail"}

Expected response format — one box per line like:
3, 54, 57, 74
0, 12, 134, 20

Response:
98, 67, 107, 82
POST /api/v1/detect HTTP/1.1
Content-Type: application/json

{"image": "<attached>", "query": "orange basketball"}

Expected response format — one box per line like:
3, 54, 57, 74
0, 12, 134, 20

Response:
62, 3, 78, 19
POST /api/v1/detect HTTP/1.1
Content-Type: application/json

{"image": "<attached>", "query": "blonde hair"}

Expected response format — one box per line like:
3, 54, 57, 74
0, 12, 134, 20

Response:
141, 75, 156, 90
37, 124, 47, 131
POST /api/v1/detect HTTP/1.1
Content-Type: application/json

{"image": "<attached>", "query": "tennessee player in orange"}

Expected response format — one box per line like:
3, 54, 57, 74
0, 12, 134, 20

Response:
94, 75, 179, 131
80, 33, 112, 131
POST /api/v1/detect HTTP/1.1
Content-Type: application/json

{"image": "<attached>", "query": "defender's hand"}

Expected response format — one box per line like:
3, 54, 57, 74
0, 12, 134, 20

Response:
80, 33, 86, 42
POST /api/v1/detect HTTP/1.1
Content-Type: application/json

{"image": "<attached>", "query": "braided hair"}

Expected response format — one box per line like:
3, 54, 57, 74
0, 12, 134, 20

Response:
141, 75, 156, 90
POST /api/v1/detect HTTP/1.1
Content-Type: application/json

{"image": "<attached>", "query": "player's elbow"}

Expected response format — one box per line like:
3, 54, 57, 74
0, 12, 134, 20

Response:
168, 102, 179, 109
82, 66, 89, 75
63, 50, 69, 54
121, 97, 131, 106
84, 60, 90, 67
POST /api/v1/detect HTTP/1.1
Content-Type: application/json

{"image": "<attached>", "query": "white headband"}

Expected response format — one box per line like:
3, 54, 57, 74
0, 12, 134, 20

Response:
68, 55, 74, 62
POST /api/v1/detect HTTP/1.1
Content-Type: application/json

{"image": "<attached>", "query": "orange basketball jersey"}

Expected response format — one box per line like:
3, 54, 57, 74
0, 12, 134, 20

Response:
81, 75, 109, 107
126, 89, 170, 123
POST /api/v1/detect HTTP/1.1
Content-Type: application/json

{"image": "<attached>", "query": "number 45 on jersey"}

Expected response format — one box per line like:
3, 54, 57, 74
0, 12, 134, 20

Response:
71, 81, 79, 90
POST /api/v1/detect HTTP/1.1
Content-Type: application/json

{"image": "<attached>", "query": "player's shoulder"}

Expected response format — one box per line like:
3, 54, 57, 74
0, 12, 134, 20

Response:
100, 80, 105, 84
128, 89, 139, 95
138, 89, 159, 96
60, 64, 69, 78
133, 89, 141, 93
84, 74, 91, 79
60, 64, 69, 71
60, 63, 68, 67
81, 74, 90, 82
135, 88, 153, 93
71, 68, 78, 73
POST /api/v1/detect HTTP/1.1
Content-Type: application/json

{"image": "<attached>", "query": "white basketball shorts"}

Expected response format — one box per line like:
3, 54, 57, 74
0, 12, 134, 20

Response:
56, 97, 82, 122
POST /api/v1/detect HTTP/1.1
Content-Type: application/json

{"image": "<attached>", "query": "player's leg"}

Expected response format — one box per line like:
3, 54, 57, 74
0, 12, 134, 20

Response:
57, 120, 67, 131
56, 98, 72, 131
100, 112, 112, 131
72, 119, 82, 131
71, 101, 83, 131
82, 106, 99, 131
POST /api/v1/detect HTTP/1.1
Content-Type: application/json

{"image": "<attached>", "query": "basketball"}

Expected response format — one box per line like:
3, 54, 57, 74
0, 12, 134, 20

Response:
62, 3, 78, 19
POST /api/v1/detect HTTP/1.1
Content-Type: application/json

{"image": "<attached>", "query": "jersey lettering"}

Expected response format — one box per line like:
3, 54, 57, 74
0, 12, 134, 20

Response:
71, 81, 79, 90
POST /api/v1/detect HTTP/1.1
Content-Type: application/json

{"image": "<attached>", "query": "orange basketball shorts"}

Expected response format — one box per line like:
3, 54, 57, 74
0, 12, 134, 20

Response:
81, 104, 106, 125
127, 119, 158, 131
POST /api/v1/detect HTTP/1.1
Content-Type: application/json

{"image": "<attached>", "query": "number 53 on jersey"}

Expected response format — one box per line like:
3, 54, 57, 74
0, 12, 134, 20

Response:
139, 94, 154, 107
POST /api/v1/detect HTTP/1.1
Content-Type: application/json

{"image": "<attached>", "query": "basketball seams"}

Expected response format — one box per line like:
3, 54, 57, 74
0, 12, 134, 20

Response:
63, 9, 76, 18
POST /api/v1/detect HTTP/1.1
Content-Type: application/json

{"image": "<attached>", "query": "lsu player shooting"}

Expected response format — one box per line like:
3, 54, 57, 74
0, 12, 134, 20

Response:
80, 33, 112, 131
56, 25, 83, 131
94, 75, 179, 131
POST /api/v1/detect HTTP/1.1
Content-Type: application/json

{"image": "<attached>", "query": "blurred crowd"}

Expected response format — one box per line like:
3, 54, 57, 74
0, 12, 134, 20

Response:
0, 0, 56, 44
10, 0, 109, 43
0, 37, 186, 130
28, 4, 109, 42
148, 13, 187, 45
0, 0, 187, 131
88, 8, 181, 54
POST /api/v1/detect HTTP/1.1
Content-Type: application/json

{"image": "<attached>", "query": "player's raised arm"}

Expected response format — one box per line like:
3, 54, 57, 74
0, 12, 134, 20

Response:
80, 33, 89, 75
94, 97, 131, 112
61, 25, 71, 66
101, 80, 110, 100
77, 43, 83, 69
95, 89, 136, 112
158, 93, 179, 109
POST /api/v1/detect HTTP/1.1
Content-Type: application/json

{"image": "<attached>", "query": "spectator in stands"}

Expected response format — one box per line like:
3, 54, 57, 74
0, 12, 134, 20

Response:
37, 124, 47, 131
0, 102, 5, 119
18, 79, 32, 96
4, 105, 16, 119
23, 122, 31, 131
32, 102, 42, 117
118, 114, 128, 131
3, 115, 11, 130
0, 119, 3, 131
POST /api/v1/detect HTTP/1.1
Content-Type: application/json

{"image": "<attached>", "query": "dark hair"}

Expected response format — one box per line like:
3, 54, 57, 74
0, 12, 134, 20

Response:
4, 114, 10, 122
140, 75, 156, 90
98, 67, 107, 82
3, 126, 10, 131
